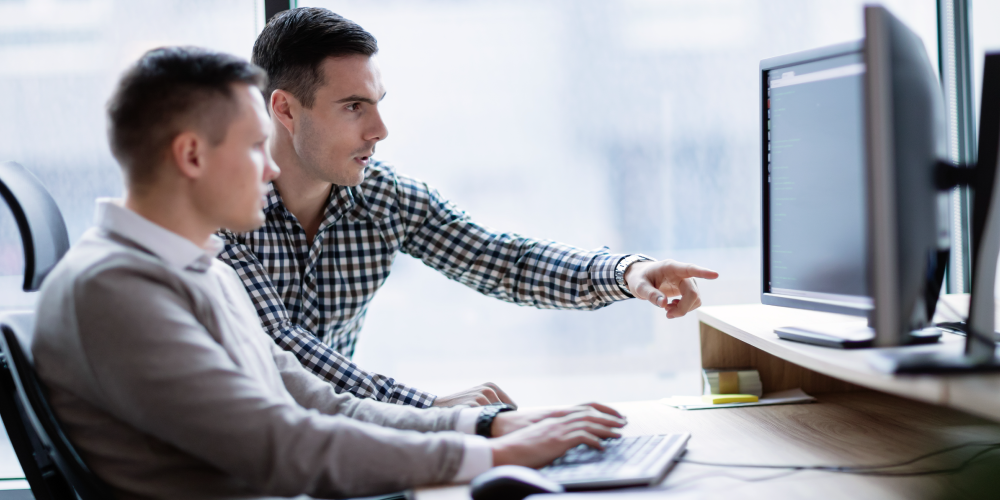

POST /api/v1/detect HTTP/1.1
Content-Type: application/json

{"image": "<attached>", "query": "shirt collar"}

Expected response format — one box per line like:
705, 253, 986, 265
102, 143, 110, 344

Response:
263, 182, 282, 214
95, 198, 223, 272
264, 181, 361, 225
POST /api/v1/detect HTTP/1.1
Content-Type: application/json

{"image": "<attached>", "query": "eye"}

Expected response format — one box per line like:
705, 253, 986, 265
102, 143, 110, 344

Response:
347, 102, 361, 111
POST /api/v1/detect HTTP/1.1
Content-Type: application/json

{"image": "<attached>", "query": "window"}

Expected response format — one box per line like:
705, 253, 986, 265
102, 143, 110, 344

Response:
0, 0, 260, 309
0, 0, 946, 406
300, 0, 938, 405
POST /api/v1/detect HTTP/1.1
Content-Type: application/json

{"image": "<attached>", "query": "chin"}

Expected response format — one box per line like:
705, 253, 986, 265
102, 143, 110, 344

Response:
226, 213, 266, 233
331, 162, 368, 187
350, 169, 367, 186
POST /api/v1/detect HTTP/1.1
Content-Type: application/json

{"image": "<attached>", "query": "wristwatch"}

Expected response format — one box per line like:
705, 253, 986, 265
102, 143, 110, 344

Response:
615, 254, 655, 295
475, 403, 516, 437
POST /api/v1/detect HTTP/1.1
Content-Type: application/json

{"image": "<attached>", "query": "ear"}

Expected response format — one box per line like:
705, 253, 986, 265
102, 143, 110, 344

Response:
270, 89, 299, 136
168, 131, 208, 180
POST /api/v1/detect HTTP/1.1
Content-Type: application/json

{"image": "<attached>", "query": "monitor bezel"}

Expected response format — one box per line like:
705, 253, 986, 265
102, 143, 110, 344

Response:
759, 40, 872, 317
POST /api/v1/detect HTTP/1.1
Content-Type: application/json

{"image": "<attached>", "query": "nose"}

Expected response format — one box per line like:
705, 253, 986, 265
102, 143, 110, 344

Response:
365, 107, 389, 143
263, 152, 280, 182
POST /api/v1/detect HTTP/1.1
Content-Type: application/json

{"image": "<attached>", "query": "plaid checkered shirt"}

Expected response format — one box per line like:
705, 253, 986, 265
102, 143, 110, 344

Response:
218, 162, 635, 408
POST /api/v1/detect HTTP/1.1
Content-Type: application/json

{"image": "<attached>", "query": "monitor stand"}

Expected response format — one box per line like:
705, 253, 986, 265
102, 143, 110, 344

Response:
868, 347, 1000, 373
775, 322, 941, 349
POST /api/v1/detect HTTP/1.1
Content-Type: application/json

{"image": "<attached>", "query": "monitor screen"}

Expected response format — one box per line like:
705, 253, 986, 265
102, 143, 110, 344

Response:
764, 50, 872, 309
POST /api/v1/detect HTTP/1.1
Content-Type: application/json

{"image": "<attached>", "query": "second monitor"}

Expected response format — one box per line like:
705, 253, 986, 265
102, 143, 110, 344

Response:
760, 7, 949, 349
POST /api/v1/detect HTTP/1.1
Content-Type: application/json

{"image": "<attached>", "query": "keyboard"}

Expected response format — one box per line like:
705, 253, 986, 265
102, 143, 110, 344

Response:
539, 434, 690, 490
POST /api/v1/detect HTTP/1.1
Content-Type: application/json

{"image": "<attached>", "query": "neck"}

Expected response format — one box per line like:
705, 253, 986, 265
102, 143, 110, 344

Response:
124, 182, 216, 249
269, 129, 332, 237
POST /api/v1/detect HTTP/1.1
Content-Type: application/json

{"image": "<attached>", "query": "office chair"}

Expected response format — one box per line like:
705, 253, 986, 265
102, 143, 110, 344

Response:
0, 313, 113, 500
0, 313, 74, 500
0, 161, 70, 292
0, 161, 111, 498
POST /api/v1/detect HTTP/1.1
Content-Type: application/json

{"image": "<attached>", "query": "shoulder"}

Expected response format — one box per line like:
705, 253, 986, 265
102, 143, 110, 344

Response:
42, 230, 189, 305
354, 161, 436, 220
364, 160, 438, 203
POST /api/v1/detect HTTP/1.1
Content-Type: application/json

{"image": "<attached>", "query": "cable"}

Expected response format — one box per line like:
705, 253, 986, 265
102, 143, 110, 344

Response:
664, 469, 802, 491
675, 441, 1000, 477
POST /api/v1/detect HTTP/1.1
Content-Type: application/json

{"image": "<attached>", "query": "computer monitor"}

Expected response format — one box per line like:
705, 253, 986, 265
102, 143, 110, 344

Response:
863, 5, 949, 347
760, 41, 873, 318
761, 7, 949, 349
871, 46, 1000, 372
963, 51, 1000, 364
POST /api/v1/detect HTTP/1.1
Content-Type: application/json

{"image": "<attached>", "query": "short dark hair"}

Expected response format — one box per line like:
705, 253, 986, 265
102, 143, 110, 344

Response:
252, 7, 378, 108
107, 46, 266, 186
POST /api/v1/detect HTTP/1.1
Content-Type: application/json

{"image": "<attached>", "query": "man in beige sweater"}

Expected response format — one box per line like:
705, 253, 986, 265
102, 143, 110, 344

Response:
31, 46, 624, 499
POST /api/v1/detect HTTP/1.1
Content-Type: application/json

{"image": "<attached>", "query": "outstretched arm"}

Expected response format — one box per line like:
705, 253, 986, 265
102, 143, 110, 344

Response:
392, 172, 718, 317
395, 174, 633, 310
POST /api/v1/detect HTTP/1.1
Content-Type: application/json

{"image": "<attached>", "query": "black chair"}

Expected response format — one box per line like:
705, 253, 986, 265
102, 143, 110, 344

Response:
0, 161, 69, 292
0, 161, 111, 499
0, 314, 113, 500
0, 313, 72, 500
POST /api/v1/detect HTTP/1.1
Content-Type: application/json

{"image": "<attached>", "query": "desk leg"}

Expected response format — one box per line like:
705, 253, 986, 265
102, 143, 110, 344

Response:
699, 322, 865, 394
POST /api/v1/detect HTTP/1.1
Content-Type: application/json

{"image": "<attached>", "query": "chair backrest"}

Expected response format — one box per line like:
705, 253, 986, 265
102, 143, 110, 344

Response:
0, 161, 70, 291
0, 312, 113, 500
0, 312, 72, 500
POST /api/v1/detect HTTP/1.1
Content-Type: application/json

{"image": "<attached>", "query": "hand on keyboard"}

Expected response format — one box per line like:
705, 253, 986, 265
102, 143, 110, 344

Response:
489, 407, 627, 469
492, 402, 626, 437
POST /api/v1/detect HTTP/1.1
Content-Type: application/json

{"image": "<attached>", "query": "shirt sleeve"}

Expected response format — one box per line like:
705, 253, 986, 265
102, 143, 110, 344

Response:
67, 263, 466, 498
393, 173, 634, 308
453, 436, 493, 483
455, 407, 484, 435
217, 231, 438, 408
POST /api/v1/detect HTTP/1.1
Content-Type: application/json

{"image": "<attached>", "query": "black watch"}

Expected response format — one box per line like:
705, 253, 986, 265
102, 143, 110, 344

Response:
475, 403, 515, 437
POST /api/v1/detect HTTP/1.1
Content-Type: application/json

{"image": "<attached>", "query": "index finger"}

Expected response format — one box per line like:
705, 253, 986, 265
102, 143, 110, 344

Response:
674, 262, 719, 280
558, 410, 627, 428
486, 383, 518, 409
581, 402, 625, 420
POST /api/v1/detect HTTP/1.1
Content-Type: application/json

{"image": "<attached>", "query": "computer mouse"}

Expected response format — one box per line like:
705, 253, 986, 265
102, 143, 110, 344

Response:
470, 465, 565, 500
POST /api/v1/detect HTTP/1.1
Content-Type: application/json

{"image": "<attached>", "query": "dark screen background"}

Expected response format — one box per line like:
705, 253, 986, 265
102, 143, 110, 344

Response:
767, 53, 868, 298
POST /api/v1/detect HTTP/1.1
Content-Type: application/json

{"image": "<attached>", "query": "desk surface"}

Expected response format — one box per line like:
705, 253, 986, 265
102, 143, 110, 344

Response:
414, 394, 1000, 500
697, 303, 1000, 422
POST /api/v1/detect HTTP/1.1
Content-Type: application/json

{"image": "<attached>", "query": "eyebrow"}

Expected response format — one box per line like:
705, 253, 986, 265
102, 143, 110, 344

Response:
335, 92, 387, 105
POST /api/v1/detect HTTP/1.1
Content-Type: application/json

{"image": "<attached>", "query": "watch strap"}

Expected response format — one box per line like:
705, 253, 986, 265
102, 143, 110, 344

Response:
615, 254, 654, 295
475, 403, 515, 437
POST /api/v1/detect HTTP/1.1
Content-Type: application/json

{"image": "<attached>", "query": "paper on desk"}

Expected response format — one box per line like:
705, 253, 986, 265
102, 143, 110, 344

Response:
661, 388, 816, 410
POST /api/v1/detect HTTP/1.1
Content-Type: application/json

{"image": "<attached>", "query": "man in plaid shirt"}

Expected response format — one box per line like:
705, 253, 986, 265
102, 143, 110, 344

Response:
220, 7, 719, 408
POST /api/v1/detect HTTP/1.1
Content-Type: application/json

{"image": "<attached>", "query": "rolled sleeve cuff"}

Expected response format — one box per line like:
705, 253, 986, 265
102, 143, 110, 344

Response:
456, 408, 484, 435
453, 435, 493, 483
392, 385, 438, 408
591, 253, 634, 302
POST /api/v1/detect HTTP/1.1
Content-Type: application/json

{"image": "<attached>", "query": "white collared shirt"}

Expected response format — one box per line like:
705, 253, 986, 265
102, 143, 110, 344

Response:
95, 198, 223, 271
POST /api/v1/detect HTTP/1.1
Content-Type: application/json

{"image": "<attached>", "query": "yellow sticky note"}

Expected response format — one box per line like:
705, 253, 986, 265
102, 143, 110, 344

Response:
701, 394, 759, 404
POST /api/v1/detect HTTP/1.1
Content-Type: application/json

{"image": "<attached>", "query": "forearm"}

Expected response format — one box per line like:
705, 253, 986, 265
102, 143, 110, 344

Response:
396, 174, 634, 310
272, 341, 461, 432
270, 323, 438, 407
408, 228, 633, 310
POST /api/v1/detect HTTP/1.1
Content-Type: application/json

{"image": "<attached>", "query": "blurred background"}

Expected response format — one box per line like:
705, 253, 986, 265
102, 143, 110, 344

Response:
0, 0, 996, 438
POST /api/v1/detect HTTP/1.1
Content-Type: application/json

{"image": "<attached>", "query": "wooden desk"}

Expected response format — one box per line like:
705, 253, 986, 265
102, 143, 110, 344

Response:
415, 394, 1000, 500
697, 303, 1000, 422
415, 303, 1000, 500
